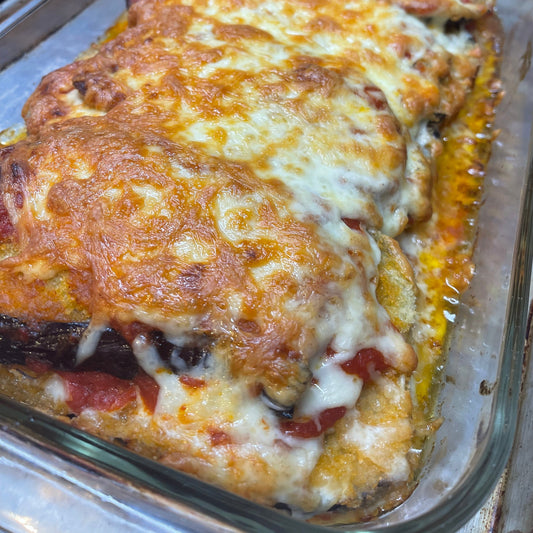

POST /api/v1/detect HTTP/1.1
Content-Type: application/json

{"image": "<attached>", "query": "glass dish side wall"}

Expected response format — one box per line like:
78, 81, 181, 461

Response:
363, 1, 533, 529
0, 1, 532, 532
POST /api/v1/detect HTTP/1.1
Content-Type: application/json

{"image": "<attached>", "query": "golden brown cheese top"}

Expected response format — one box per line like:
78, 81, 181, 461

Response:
0, 0, 496, 518
0, 0, 431, 410
0, 114, 415, 408
21, 1, 436, 235
164, 0, 482, 127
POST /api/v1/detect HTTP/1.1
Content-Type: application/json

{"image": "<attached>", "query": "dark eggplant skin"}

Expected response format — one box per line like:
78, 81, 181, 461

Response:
0, 316, 295, 417
149, 329, 211, 371
0, 315, 290, 416
0, 314, 212, 380
0, 314, 139, 378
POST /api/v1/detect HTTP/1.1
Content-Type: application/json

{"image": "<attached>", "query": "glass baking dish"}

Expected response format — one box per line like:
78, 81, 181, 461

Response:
0, 0, 532, 531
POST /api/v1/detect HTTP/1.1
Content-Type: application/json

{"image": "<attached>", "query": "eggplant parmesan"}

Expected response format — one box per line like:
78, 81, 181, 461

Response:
0, 0, 500, 521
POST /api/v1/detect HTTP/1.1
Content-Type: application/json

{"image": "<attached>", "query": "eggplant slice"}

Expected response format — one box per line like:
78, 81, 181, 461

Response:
0, 315, 214, 381
0, 315, 140, 377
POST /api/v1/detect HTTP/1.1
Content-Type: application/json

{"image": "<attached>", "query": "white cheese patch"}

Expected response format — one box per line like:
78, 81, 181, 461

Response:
171, 233, 215, 263
76, 322, 107, 365
298, 360, 363, 417
44, 374, 67, 403
132, 335, 167, 376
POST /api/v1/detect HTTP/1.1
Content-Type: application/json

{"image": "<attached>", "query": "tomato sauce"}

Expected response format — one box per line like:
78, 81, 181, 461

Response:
280, 406, 347, 438
57, 370, 159, 415
340, 347, 390, 382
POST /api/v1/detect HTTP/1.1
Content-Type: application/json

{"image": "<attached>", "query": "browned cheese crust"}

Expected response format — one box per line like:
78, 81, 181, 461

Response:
0, 0, 499, 521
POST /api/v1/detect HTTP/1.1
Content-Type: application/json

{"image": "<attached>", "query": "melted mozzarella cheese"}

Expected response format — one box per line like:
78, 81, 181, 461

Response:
0, 0, 492, 515
44, 374, 68, 403
298, 360, 364, 417
179, 0, 480, 123
76, 322, 107, 365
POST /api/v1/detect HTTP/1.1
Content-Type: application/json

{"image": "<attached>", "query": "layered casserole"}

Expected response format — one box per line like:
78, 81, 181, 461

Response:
0, 0, 501, 520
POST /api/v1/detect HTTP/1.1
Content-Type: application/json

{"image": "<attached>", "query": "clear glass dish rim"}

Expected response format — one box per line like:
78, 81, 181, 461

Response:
0, 1, 531, 531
